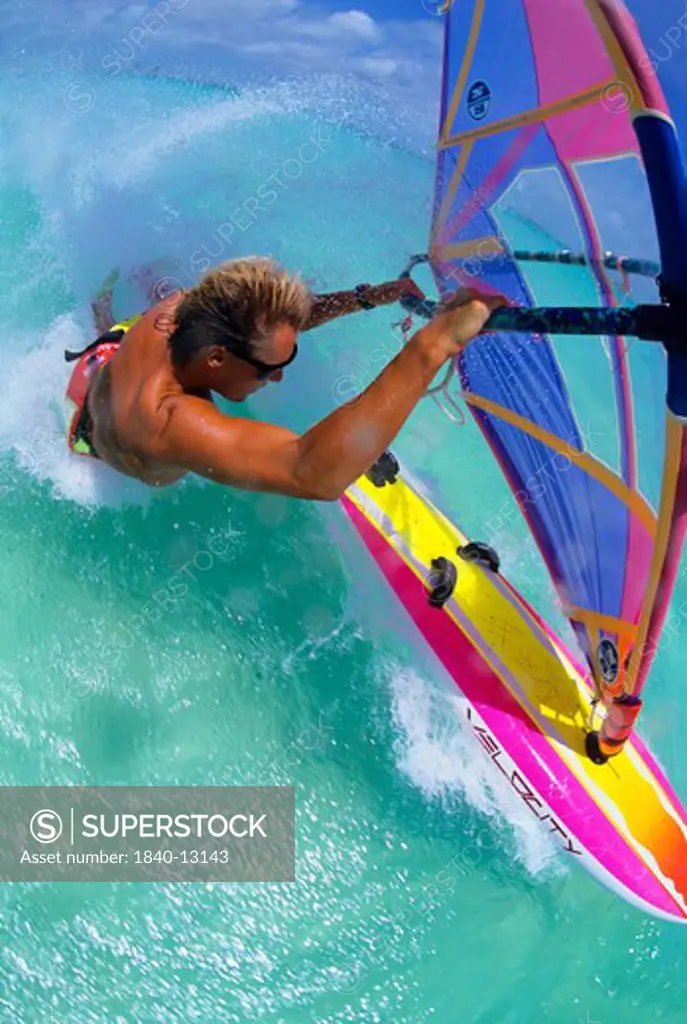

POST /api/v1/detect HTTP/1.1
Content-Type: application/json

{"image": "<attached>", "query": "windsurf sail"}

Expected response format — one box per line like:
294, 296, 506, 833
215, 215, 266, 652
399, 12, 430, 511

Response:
427, 0, 687, 756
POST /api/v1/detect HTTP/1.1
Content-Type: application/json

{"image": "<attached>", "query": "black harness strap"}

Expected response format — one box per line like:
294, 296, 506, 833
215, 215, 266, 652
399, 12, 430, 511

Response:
64, 327, 127, 363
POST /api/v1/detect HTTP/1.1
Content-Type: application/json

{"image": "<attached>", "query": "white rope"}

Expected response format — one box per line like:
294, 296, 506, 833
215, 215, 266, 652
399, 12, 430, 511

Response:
393, 313, 466, 426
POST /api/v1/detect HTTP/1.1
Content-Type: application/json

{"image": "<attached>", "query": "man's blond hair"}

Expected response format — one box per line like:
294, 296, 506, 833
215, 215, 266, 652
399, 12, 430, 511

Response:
170, 257, 312, 366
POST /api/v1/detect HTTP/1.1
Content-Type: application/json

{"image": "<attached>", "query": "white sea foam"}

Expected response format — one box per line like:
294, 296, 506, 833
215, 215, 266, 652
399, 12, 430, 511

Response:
0, 314, 151, 509
388, 662, 563, 881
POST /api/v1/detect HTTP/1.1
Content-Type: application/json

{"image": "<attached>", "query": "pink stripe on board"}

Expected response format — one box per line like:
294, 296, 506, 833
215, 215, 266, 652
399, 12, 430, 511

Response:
342, 495, 682, 918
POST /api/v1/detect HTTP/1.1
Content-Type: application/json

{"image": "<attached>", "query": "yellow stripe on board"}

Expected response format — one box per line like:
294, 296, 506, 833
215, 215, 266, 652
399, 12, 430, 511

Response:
431, 141, 474, 249
439, 78, 618, 149
465, 393, 657, 536
440, 0, 485, 143
347, 474, 687, 914
432, 237, 505, 262
584, 0, 649, 115
626, 412, 684, 691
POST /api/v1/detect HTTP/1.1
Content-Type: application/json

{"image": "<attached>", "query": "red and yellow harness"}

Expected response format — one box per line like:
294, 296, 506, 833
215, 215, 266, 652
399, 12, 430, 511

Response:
65, 316, 141, 458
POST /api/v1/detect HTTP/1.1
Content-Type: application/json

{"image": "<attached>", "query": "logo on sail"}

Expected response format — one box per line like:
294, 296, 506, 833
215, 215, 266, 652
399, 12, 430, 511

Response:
467, 80, 491, 121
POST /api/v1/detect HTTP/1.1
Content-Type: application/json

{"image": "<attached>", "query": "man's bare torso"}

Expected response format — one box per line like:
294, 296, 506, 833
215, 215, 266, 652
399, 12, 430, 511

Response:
88, 293, 210, 487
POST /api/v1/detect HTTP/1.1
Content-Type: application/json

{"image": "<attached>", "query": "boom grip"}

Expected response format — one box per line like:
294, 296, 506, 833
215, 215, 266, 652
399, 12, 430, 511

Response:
397, 254, 680, 343
399, 288, 676, 343
485, 306, 639, 335
485, 305, 679, 342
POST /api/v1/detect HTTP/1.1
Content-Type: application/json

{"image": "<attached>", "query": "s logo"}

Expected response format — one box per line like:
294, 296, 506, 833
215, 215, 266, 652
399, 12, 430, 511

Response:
30, 809, 63, 844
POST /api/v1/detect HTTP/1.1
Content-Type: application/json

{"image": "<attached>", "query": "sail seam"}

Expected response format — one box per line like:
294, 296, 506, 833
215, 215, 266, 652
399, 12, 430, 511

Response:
439, 77, 618, 149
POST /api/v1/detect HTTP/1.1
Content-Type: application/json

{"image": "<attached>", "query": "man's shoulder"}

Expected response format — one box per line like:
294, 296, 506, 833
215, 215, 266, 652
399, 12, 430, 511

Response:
150, 390, 234, 462
156, 388, 217, 430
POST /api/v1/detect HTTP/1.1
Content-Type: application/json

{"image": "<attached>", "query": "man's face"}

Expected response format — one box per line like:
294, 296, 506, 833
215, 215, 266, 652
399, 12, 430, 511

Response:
207, 322, 299, 402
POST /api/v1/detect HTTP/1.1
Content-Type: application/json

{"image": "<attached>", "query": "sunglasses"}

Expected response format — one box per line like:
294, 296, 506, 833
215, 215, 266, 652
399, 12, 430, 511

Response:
227, 342, 299, 381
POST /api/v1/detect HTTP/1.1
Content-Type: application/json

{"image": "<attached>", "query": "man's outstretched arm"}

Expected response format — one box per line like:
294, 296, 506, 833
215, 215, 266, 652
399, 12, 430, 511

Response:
305, 279, 422, 331
151, 292, 500, 500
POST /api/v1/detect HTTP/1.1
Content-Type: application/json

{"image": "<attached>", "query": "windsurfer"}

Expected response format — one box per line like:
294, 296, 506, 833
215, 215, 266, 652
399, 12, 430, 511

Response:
65, 257, 501, 495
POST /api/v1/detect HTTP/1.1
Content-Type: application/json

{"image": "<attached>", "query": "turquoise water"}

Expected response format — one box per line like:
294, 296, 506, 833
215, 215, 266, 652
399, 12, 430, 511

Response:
2, 66, 687, 1023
